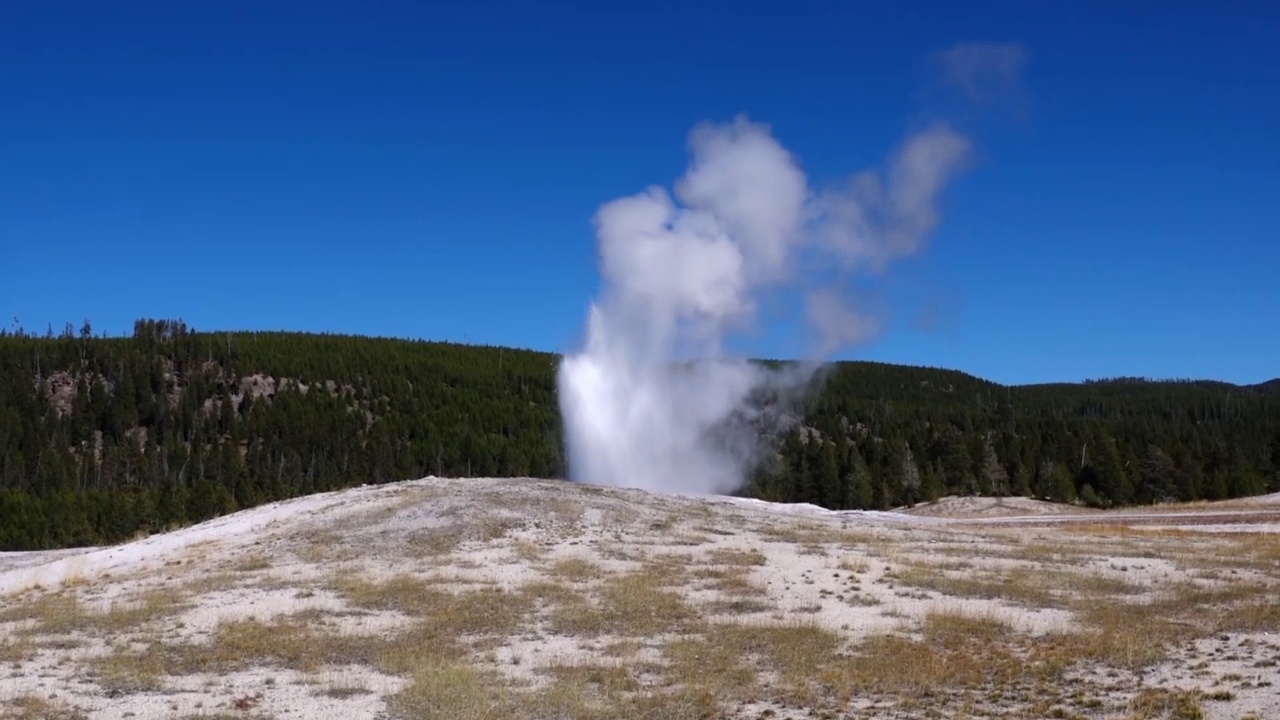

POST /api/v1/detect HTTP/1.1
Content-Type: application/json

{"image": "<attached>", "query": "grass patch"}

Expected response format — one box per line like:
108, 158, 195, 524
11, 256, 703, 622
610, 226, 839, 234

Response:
706, 548, 767, 567
602, 638, 643, 658
388, 659, 505, 719
891, 557, 1154, 617
757, 523, 837, 545
1058, 601, 1184, 670
513, 540, 545, 563
543, 661, 640, 696
0, 592, 88, 636
703, 621, 846, 709
233, 554, 271, 572
858, 612, 1020, 687
388, 656, 716, 720
702, 598, 773, 615
404, 524, 467, 556
0, 585, 188, 641
548, 558, 599, 583
1045, 579, 1275, 671
1215, 598, 1280, 633
549, 569, 699, 638
1062, 569, 1146, 596
892, 564, 1057, 607
91, 587, 192, 634
981, 540, 1098, 566
837, 557, 871, 574
0, 696, 89, 720
87, 645, 166, 694
98, 579, 539, 682
0, 635, 35, 663
151, 617, 375, 675
316, 683, 374, 699
336, 574, 532, 636
692, 566, 765, 598
663, 633, 759, 700
1127, 688, 1206, 720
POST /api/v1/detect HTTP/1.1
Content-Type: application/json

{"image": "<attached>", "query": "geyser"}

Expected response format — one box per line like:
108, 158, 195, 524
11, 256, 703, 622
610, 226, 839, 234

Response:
558, 116, 972, 495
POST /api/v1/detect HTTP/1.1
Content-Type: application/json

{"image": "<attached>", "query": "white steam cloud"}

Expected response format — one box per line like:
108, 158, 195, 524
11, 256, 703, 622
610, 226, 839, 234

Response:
557, 116, 973, 495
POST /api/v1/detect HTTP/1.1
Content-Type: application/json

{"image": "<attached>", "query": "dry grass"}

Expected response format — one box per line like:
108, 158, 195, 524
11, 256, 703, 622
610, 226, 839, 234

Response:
549, 569, 699, 638
293, 530, 357, 563
8, 480, 1278, 719
891, 564, 1058, 607
0, 636, 35, 663
316, 682, 374, 699
547, 558, 599, 583
1059, 568, 1147, 596
706, 548, 767, 566
83, 576, 542, 691
73, 564, 1233, 718
1127, 688, 1207, 720
1047, 579, 1277, 671
233, 554, 272, 572
837, 556, 871, 574
701, 598, 774, 615
0, 696, 89, 720
665, 532, 715, 546
334, 573, 536, 664
99, 617, 374, 677
388, 656, 715, 720
403, 524, 468, 556
400, 513, 524, 557
704, 621, 843, 707
0, 592, 88, 636
847, 615, 1027, 698
387, 659, 507, 720
974, 538, 1100, 566
691, 565, 765, 597
662, 633, 759, 699
889, 560, 1150, 612
1191, 532, 1280, 573
92, 587, 192, 633
543, 661, 640, 696
756, 523, 836, 545
513, 540, 546, 563
87, 644, 167, 694
0, 585, 189, 640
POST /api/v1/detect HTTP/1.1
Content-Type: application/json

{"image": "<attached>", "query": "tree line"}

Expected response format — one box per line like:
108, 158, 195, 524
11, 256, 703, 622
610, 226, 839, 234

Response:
1, 319, 1277, 550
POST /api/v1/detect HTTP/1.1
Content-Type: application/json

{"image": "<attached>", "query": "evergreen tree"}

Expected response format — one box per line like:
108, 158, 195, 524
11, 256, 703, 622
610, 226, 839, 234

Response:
816, 442, 841, 509
977, 438, 1008, 497
843, 447, 874, 509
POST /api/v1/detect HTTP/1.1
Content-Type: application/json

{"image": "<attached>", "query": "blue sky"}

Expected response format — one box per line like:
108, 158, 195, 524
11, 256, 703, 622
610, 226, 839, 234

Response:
2, 1, 1276, 385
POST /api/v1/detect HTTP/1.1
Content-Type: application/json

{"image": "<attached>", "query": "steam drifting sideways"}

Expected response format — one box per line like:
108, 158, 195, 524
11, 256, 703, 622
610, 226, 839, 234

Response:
558, 116, 973, 496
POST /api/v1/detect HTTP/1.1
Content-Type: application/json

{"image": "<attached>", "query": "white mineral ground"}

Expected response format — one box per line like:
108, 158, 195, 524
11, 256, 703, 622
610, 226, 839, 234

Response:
2, 478, 1278, 719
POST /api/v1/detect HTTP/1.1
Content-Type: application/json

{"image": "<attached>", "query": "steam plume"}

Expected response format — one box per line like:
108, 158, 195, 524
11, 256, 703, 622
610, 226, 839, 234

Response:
932, 41, 1027, 106
558, 117, 972, 495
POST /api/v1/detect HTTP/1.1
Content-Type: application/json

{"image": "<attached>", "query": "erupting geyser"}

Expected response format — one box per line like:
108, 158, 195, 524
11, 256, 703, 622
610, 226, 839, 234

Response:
558, 116, 972, 495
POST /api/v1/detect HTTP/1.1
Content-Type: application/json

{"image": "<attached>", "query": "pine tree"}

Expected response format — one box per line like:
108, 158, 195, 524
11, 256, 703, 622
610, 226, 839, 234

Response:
900, 442, 922, 507
1094, 437, 1133, 505
816, 442, 841, 509
843, 447, 874, 509
978, 438, 1008, 497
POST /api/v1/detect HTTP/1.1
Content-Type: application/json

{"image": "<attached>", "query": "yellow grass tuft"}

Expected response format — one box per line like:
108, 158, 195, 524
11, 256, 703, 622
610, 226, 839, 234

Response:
1, 695, 89, 720
549, 569, 699, 638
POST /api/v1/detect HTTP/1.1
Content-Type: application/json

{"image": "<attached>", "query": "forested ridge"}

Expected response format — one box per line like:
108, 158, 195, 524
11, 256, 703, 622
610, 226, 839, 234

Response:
1, 319, 1277, 550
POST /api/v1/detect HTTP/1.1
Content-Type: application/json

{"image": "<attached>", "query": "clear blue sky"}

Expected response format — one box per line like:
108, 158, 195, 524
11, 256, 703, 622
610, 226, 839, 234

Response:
3, 1, 1276, 386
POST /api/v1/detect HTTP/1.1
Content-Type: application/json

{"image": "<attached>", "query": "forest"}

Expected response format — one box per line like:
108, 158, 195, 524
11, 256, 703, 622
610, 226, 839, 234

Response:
1, 318, 1277, 550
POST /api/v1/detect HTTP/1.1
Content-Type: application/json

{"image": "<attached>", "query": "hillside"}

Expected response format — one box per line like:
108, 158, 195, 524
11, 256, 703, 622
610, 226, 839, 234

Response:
0, 318, 1277, 550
